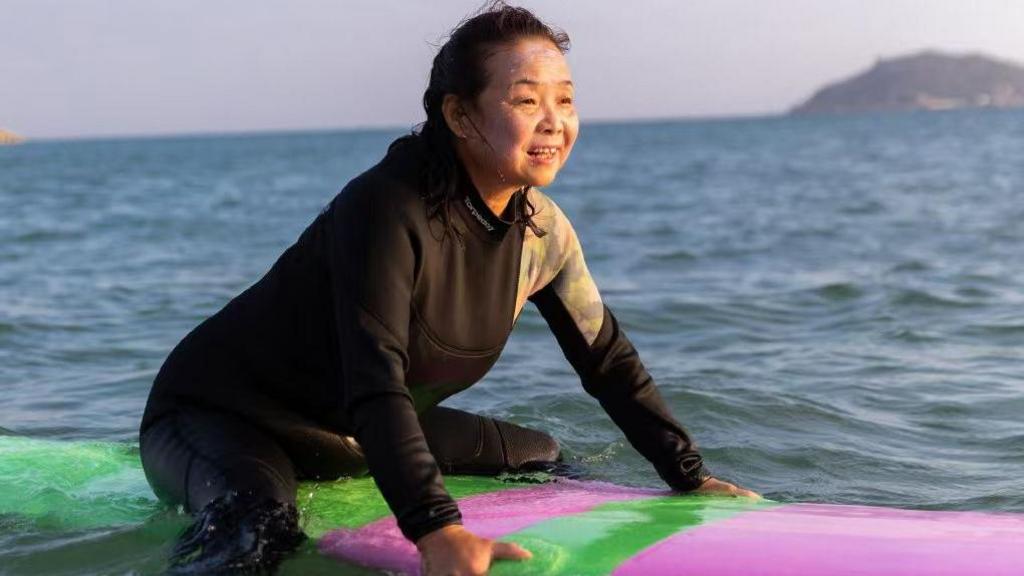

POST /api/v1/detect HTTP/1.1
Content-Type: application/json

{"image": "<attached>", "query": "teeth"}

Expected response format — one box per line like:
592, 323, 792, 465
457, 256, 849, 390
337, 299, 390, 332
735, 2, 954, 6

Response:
530, 147, 557, 156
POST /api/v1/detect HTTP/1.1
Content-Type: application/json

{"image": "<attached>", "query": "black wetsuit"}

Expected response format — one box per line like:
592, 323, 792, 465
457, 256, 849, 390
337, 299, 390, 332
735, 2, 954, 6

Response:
139, 136, 709, 544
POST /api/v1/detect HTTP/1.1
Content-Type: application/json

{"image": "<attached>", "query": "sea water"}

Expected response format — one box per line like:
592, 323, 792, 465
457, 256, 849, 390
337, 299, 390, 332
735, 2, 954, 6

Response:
2, 110, 1023, 573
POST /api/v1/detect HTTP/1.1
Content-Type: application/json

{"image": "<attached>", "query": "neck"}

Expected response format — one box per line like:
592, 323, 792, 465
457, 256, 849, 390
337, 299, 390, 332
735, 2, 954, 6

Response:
455, 146, 519, 218
479, 184, 519, 218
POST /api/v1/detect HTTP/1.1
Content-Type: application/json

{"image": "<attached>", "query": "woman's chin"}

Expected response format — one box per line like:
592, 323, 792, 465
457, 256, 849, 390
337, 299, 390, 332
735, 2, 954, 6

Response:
524, 167, 561, 188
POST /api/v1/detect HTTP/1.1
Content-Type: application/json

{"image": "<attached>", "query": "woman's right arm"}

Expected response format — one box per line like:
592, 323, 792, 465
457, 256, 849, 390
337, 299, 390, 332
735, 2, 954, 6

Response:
324, 183, 462, 542
324, 180, 534, 572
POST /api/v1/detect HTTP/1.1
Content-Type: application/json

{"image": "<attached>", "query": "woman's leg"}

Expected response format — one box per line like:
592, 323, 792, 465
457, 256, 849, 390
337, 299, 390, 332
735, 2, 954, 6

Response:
419, 406, 563, 475
276, 404, 566, 481
140, 408, 305, 572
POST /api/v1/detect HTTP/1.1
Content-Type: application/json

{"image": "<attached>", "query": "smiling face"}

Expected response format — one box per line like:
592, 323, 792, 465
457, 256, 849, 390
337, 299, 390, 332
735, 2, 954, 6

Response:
447, 37, 579, 199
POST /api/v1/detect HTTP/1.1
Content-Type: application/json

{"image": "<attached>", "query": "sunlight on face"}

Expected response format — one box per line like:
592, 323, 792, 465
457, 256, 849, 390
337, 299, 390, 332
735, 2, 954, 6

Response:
462, 37, 579, 192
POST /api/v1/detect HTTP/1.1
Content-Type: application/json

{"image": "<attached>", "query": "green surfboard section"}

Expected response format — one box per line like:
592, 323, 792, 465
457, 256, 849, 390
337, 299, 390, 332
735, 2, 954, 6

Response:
0, 436, 157, 530
296, 475, 523, 538
492, 496, 778, 575
0, 437, 549, 535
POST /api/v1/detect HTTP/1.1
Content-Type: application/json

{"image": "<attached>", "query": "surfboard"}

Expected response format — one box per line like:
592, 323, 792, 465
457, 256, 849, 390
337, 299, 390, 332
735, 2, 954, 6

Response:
3, 436, 1023, 575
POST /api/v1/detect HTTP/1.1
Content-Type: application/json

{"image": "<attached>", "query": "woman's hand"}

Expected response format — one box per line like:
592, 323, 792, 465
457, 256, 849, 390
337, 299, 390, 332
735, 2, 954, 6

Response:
691, 477, 762, 499
417, 524, 532, 576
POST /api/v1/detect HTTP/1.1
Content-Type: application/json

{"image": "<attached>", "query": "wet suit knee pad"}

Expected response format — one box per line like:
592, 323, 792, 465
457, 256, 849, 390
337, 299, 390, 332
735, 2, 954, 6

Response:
419, 406, 561, 475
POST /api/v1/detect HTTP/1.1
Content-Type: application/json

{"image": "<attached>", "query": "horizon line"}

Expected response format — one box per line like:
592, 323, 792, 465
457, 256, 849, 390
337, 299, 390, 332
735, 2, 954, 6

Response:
10, 110, 786, 145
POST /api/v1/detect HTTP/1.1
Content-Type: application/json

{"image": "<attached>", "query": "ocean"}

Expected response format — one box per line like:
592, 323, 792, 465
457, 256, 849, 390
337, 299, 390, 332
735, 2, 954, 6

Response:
2, 109, 1023, 573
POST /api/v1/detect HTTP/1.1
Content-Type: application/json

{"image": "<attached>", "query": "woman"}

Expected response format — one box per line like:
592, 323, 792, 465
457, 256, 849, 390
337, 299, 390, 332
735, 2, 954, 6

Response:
140, 3, 758, 574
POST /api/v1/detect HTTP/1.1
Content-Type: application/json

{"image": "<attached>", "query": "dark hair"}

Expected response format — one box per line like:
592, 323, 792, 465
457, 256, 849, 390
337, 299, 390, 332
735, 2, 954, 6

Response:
392, 1, 570, 243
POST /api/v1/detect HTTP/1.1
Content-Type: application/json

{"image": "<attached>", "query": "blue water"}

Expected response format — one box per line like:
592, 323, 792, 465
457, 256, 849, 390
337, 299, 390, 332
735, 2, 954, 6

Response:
2, 110, 1023, 573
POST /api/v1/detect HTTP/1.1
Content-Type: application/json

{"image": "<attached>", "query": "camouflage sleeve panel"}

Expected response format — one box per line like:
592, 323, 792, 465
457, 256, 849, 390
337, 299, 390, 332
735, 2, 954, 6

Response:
515, 189, 604, 344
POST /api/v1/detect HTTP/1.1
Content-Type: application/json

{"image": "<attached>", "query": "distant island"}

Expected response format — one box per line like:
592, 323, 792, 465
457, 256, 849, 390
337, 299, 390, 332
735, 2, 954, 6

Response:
0, 128, 25, 145
790, 51, 1024, 115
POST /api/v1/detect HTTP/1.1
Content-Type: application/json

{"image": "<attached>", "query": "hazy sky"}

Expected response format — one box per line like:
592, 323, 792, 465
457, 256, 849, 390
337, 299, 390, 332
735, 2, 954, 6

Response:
3, 0, 1024, 139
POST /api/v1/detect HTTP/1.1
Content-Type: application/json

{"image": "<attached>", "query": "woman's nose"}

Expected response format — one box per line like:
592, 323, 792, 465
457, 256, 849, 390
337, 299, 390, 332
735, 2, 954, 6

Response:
537, 103, 563, 134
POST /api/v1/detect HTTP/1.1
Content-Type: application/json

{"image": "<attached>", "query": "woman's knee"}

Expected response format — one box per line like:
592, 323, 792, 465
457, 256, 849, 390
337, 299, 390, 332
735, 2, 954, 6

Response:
493, 418, 561, 467
420, 406, 561, 474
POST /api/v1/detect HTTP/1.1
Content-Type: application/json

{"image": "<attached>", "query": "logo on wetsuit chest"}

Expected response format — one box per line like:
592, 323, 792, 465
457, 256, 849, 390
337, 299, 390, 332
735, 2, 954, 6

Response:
464, 196, 495, 232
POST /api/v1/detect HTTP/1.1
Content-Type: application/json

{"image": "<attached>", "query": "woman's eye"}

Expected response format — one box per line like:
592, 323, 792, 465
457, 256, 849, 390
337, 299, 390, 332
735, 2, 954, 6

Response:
516, 98, 538, 106
560, 97, 574, 105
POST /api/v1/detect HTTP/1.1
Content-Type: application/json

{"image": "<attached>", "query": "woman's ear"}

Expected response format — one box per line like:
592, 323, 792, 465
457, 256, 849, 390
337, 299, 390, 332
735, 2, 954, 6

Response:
441, 94, 468, 139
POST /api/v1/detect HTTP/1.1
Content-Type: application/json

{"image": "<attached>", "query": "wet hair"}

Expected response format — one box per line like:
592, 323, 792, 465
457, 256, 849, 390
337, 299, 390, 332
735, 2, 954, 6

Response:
391, 1, 570, 243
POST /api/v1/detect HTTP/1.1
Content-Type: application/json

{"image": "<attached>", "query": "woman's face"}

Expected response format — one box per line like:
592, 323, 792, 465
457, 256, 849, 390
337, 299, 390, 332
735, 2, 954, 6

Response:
453, 37, 579, 193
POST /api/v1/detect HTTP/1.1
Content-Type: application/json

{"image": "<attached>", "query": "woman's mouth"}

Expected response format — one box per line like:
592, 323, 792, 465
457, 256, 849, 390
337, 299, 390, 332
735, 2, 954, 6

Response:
527, 146, 559, 163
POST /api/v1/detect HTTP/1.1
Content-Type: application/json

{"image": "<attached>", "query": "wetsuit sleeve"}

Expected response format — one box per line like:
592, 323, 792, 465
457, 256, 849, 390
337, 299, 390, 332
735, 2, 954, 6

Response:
324, 185, 461, 542
527, 219, 712, 492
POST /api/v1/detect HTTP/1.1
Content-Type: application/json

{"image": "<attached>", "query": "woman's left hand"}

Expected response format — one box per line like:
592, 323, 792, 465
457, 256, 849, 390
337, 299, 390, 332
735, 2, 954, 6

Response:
690, 477, 762, 499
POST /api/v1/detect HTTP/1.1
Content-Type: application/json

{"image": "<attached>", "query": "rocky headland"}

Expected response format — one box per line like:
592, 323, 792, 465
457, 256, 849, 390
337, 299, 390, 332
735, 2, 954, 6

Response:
790, 51, 1024, 115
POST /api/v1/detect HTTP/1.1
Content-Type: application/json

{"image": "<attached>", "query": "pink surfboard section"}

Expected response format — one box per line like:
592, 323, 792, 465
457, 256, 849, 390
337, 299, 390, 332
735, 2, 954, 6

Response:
318, 480, 657, 574
613, 503, 1024, 576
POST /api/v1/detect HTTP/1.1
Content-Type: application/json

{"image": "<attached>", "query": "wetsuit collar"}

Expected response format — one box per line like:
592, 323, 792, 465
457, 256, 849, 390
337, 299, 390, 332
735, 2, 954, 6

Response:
455, 161, 516, 239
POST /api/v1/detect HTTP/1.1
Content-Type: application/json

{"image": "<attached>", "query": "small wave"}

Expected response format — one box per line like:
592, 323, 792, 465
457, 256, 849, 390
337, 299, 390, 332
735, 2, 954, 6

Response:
890, 288, 981, 309
713, 300, 803, 328
884, 327, 944, 343
921, 491, 1024, 512
839, 199, 885, 215
813, 282, 864, 301
951, 287, 996, 303
966, 433, 1024, 455
12, 229, 83, 243
646, 249, 698, 263
911, 401, 972, 420
959, 323, 1024, 337
888, 260, 930, 273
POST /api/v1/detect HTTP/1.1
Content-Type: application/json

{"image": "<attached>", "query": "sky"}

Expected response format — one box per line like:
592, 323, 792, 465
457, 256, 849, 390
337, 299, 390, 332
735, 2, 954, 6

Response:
3, 0, 1024, 139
